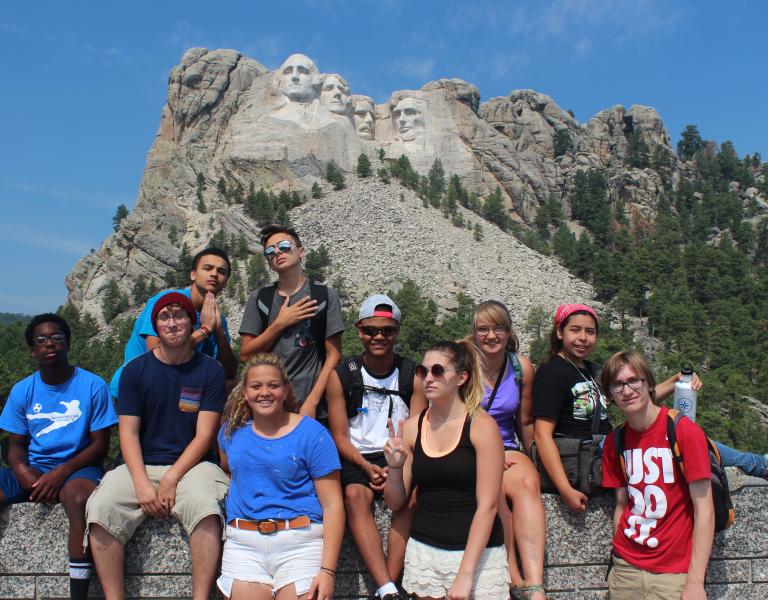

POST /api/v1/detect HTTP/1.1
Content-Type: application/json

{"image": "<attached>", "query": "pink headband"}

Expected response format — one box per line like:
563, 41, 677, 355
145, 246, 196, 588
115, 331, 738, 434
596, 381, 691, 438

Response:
554, 303, 598, 328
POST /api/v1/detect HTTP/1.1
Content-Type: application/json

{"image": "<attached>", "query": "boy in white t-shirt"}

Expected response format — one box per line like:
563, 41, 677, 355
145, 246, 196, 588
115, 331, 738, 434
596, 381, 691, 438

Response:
326, 295, 426, 600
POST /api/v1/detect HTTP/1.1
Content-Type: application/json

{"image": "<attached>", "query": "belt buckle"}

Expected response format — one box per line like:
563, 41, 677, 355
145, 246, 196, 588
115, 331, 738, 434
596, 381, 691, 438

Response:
258, 519, 278, 535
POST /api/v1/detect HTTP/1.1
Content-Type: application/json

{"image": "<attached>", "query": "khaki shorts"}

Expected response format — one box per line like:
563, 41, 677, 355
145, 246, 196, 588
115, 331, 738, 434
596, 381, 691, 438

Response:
85, 462, 229, 545
608, 556, 688, 600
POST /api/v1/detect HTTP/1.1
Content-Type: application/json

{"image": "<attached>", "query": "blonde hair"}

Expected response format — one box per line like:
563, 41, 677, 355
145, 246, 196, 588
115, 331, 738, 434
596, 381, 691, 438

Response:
600, 351, 657, 403
472, 300, 519, 352
222, 353, 298, 437
427, 339, 485, 416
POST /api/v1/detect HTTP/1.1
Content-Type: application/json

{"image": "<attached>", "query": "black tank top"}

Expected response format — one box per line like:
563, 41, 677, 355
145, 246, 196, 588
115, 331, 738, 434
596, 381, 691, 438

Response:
410, 409, 504, 550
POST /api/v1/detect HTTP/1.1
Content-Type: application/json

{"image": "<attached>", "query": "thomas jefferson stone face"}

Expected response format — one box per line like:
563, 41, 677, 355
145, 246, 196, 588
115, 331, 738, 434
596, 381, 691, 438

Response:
353, 97, 375, 140
320, 74, 351, 115
278, 54, 320, 102
392, 97, 425, 142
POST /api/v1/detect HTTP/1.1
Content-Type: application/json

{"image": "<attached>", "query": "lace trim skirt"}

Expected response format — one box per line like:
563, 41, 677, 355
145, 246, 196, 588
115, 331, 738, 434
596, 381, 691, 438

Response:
401, 538, 510, 600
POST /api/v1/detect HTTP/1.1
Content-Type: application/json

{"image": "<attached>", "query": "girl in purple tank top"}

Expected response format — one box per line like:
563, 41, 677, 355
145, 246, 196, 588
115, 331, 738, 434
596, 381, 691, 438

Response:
472, 301, 548, 600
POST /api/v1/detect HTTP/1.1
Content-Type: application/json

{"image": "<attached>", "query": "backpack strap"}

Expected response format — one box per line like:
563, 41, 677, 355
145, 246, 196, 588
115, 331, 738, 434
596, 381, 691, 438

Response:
309, 282, 329, 362
507, 351, 523, 398
395, 355, 416, 408
336, 355, 365, 418
613, 423, 628, 482
666, 408, 686, 477
256, 283, 278, 321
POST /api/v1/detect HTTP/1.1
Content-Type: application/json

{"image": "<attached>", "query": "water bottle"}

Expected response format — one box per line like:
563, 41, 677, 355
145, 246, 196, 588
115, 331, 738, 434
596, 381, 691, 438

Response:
674, 366, 697, 421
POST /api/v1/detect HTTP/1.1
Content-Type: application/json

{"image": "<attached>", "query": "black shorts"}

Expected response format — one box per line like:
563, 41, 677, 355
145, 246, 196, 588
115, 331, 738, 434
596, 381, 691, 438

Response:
341, 451, 387, 490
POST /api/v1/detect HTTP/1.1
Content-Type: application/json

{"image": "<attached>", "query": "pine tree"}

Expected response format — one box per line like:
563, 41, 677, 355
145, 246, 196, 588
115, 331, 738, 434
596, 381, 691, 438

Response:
553, 129, 573, 158
311, 182, 323, 198
482, 187, 509, 231
677, 125, 704, 161
624, 131, 650, 169
325, 160, 346, 190
112, 204, 129, 232
247, 255, 270, 289
356, 153, 372, 178
473, 223, 484, 241
427, 158, 446, 208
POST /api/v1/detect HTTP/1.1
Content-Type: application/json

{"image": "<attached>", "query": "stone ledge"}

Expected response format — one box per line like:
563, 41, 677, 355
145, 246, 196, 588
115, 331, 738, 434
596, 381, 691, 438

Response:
0, 475, 765, 598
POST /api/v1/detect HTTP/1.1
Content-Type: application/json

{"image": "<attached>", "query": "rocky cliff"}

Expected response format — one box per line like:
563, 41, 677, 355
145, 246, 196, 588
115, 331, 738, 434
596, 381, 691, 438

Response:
63, 47, 750, 328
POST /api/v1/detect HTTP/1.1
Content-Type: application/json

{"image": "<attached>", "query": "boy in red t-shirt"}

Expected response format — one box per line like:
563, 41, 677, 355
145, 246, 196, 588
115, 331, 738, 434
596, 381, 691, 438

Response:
601, 351, 714, 600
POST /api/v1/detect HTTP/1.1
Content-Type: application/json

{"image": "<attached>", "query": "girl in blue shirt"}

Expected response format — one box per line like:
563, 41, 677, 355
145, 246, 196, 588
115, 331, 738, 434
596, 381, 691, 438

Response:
217, 353, 343, 600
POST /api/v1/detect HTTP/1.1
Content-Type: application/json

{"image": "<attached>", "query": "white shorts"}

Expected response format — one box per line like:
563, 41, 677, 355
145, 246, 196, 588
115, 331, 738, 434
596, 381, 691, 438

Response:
217, 522, 323, 597
402, 538, 510, 600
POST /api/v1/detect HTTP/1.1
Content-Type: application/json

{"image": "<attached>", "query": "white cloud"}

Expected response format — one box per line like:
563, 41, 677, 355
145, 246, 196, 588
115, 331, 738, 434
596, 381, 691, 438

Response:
491, 51, 529, 80
573, 36, 593, 58
388, 57, 435, 82
0, 225, 91, 256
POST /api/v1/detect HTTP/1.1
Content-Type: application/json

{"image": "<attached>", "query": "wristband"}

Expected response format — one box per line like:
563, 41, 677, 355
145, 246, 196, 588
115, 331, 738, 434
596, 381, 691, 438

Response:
320, 567, 336, 577
199, 326, 211, 339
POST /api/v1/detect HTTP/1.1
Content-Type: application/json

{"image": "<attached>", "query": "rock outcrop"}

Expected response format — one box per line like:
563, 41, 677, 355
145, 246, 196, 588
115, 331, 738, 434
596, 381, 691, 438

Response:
62, 48, 763, 327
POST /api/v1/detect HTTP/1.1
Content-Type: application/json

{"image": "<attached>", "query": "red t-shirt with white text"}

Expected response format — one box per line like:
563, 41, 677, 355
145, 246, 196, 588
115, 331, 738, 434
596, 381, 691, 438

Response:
602, 407, 710, 573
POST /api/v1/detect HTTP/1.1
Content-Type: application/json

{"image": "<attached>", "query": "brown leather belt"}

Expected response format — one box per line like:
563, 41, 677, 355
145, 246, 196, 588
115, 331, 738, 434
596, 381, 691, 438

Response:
227, 515, 311, 534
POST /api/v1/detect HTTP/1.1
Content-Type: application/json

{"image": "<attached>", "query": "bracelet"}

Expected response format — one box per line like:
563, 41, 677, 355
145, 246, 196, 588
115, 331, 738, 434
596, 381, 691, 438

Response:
320, 567, 336, 577
198, 326, 211, 339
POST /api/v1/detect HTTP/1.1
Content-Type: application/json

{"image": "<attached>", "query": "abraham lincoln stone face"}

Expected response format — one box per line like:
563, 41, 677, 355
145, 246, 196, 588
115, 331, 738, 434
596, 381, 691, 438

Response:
392, 97, 426, 142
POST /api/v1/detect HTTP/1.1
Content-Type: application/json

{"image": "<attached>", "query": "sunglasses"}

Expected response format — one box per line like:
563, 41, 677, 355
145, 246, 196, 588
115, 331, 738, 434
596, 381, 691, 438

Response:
32, 333, 67, 346
415, 364, 461, 378
263, 240, 295, 260
359, 325, 399, 338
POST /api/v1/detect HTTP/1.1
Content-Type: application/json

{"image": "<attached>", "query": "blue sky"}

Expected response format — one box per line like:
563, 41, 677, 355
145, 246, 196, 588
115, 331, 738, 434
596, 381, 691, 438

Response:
1, 0, 766, 314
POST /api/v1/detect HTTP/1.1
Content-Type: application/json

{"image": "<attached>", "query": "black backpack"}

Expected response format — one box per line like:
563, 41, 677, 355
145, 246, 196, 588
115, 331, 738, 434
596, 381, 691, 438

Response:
255, 282, 329, 360
613, 408, 735, 532
335, 355, 416, 419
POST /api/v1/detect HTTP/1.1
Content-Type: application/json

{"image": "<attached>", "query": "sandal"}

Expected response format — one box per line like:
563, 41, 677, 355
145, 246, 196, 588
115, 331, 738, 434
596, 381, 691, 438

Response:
521, 584, 548, 600
510, 586, 525, 600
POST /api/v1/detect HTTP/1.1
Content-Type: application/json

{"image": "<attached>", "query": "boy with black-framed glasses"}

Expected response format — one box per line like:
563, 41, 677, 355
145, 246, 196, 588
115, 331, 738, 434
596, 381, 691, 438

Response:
326, 295, 426, 600
239, 224, 344, 419
0, 313, 117, 600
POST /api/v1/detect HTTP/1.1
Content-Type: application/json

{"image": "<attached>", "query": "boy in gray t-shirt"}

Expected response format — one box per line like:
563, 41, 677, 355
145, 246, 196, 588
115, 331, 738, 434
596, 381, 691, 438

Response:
239, 225, 344, 418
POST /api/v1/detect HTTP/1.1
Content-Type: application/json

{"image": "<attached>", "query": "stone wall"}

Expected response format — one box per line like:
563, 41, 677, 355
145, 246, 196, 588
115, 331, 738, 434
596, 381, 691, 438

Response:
1, 473, 765, 599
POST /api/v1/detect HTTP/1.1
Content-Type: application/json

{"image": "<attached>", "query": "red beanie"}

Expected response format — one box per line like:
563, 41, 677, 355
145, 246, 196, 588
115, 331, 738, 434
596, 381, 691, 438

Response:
151, 292, 196, 330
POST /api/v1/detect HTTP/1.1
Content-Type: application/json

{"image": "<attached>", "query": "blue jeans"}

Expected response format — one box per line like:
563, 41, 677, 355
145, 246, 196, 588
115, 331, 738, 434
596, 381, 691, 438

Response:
713, 440, 767, 478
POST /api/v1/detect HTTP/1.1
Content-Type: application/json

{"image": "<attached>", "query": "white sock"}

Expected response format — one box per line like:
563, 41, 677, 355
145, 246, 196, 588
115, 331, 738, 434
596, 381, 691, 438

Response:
376, 582, 399, 598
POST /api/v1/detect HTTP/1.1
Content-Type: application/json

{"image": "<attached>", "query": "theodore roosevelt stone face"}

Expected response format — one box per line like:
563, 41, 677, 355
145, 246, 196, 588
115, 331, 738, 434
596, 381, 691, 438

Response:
278, 53, 320, 103
353, 96, 375, 140
392, 97, 425, 142
320, 74, 351, 115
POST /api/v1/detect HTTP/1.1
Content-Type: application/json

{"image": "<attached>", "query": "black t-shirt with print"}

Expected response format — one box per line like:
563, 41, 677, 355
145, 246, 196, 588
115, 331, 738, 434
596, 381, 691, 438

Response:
532, 355, 612, 437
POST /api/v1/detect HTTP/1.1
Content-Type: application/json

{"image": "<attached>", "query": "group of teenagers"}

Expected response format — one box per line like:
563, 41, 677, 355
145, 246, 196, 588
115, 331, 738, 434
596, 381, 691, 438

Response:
2, 224, 767, 600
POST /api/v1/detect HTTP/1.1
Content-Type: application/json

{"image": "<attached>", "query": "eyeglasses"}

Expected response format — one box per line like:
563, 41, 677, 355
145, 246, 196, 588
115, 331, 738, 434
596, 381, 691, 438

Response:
475, 325, 508, 336
263, 240, 295, 260
415, 364, 461, 378
359, 325, 399, 338
608, 378, 646, 395
32, 334, 67, 346
156, 311, 190, 323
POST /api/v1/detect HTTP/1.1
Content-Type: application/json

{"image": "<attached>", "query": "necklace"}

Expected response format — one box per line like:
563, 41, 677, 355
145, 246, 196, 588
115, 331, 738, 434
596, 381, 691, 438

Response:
559, 352, 600, 390
427, 407, 466, 425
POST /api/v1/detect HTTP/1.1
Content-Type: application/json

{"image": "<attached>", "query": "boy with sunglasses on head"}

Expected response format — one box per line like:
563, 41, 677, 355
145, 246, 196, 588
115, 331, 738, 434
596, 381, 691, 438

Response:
326, 295, 426, 600
0, 313, 117, 600
239, 224, 344, 419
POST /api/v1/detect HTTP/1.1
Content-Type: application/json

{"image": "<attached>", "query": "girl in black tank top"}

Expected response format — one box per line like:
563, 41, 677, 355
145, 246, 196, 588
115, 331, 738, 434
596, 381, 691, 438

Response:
383, 340, 509, 600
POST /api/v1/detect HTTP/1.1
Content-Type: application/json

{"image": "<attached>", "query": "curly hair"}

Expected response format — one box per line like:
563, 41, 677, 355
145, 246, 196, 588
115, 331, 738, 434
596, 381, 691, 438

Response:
221, 353, 298, 438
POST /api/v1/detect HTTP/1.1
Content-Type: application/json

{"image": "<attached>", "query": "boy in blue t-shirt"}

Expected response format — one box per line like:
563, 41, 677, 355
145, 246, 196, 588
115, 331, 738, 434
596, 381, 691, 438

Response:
0, 313, 118, 600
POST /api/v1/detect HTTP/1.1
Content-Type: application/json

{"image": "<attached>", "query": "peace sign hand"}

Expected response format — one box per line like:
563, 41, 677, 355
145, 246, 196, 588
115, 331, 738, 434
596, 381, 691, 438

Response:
383, 418, 406, 468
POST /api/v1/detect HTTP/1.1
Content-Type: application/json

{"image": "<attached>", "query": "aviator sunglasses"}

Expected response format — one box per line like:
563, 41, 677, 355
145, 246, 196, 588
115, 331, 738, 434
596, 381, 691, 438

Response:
263, 240, 295, 260
415, 364, 461, 378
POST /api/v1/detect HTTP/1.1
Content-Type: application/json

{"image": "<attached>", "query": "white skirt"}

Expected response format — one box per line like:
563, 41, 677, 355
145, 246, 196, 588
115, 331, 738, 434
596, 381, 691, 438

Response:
402, 538, 510, 600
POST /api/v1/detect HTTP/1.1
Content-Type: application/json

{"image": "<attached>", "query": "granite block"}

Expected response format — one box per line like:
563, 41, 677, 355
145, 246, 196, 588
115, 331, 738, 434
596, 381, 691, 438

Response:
0, 576, 36, 599
711, 486, 768, 558
542, 566, 578, 591
0, 503, 69, 573
548, 591, 608, 600
123, 518, 192, 574
753, 558, 768, 582
334, 571, 375, 598
705, 559, 751, 583
541, 494, 614, 564
576, 564, 611, 589
704, 583, 768, 599
36, 575, 195, 599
